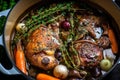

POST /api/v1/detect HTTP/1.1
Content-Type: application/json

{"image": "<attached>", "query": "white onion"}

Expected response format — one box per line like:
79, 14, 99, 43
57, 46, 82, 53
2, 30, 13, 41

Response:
16, 23, 27, 32
53, 64, 68, 79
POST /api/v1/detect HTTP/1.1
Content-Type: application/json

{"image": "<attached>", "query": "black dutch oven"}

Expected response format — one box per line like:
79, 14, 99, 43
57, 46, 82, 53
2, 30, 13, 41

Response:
0, 0, 120, 80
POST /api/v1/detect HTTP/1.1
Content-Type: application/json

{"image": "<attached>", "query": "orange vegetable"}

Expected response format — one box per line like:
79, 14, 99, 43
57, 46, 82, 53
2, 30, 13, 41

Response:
15, 40, 28, 75
108, 28, 118, 54
36, 73, 60, 80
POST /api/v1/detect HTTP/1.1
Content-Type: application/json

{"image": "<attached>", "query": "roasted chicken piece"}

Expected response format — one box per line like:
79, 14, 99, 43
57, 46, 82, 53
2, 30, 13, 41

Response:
74, 40, 103, 67
80, 15, 103, 39
97, 36, 110, 48
25, 24, 60, 70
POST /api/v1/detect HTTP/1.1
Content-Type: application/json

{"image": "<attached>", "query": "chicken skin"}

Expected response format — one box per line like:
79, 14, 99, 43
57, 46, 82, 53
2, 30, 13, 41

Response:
25, 24, 60, 70
74, 40, 103, 67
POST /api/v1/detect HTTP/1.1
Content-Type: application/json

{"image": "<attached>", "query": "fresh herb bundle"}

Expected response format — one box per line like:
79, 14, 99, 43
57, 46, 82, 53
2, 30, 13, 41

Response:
0, 0, 18, 35
0, 16, 6, 35
0, 0, 17, 11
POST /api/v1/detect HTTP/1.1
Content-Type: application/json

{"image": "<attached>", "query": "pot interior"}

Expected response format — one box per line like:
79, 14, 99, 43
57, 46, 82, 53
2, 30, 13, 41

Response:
4, 0, 120, 79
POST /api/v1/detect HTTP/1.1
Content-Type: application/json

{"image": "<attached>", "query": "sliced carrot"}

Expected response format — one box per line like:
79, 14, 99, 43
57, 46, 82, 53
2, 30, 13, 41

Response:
36, 73, 60, 80
15, 40, 28, 75
108, 28, 118, 54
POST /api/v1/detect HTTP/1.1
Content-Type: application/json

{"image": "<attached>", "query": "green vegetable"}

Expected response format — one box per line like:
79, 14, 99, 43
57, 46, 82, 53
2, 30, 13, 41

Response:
9, 0, 16, 8
0, 0, 16, 11
0, 16, 6, 35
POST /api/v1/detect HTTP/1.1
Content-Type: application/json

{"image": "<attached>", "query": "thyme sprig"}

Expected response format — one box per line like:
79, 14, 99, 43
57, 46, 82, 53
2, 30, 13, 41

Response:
60, 12, 81, 70
25, 2, 72, 29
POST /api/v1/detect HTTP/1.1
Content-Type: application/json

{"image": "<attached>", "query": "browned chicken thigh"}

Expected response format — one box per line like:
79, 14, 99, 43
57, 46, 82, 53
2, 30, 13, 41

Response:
74, 40, 103, 67
25, 24, 60, 70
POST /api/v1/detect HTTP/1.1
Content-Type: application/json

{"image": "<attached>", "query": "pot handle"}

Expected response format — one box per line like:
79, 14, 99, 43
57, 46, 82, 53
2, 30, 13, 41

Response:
0, 64, 20, 75
0, 34, 21, 75
0, 35, 3, 46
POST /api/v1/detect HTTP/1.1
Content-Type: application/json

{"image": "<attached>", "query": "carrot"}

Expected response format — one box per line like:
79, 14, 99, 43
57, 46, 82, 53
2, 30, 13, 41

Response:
36, 73, 60, 80
15, 40, 28, 75
108, 28, 118, 54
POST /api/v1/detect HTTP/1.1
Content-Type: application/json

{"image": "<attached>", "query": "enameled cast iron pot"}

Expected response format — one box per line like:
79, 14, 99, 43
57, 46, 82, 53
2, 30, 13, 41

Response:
0, 0, 120, 80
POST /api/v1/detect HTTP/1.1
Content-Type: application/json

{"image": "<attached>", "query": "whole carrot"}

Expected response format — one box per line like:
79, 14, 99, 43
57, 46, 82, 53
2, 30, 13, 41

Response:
36, 73, 60, 80
108, 28, 118, 54
15, 40, 28, 75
